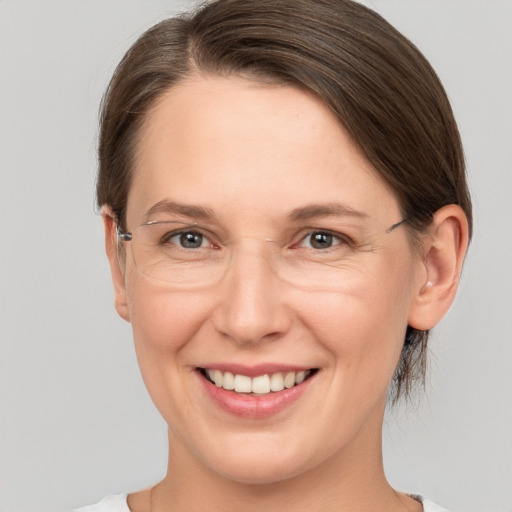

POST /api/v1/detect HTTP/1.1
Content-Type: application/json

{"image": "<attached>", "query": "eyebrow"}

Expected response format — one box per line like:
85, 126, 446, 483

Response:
287, 203, 369, 222
144, 200, 216, 222
143, 200, 368, 224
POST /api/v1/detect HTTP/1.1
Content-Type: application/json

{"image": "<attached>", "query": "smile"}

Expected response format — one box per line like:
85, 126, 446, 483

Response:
201, 368, 315, 395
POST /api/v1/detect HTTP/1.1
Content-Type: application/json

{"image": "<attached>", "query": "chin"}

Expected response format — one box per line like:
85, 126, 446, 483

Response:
195, 433, 319, 485
210, 457, 307, 485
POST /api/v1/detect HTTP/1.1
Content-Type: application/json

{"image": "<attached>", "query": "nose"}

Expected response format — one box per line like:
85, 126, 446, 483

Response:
211, 243, 292, 345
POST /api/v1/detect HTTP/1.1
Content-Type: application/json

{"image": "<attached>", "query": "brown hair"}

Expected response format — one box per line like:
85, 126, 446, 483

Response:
97, 0, 472, 402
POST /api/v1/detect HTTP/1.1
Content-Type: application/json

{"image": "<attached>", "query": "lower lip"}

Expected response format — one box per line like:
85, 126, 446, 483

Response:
198, 372, 315, 419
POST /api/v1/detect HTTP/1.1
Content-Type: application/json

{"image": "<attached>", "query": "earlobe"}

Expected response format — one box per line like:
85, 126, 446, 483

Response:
102, 207, 131, 322
408, 204, 469, 331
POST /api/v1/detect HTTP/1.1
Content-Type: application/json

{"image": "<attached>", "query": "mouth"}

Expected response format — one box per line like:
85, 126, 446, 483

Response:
198, 368, 318, 395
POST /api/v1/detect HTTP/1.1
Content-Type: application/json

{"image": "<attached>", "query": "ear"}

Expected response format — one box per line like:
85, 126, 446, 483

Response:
408, 204, 469, 331
102, 207, 131, 322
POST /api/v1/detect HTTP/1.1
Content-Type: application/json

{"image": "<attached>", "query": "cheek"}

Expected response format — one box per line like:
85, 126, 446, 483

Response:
305, 291, 405, 356
302, 267, 412, 386
124, 277, 216, 423
124, 275, 211, 379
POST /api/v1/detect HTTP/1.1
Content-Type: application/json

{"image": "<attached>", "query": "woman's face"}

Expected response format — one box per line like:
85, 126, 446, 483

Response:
117, 76, 426, 483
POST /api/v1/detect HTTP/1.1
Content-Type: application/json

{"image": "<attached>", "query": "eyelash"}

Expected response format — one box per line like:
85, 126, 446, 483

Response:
295, 230, 354, 251
159, 228, 355, 251
161, 230, 216, 249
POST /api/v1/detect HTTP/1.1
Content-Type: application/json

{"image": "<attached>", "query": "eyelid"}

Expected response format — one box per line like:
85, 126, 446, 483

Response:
147, 219, 227, 243
292, 228, 355, 249
144, 221, 358, 249
166, 231, 212, 249
146, 221, 219, 247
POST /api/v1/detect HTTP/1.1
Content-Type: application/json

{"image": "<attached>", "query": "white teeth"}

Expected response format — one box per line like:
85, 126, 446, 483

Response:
251, 374, 271, 394
295, 370, 306, 384
234, 374, 252, 393
284, 372, 296, 389
213, 369, 223, 387
205, 369, 312, 394
270, 372, 285, 392
223, 371, 235, 390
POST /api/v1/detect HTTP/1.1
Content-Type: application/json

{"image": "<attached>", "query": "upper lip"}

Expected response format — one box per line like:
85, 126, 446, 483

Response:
196, 363, 315, 377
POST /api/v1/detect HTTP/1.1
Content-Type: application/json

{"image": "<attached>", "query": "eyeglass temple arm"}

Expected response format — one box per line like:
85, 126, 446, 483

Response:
116, 228, 132, 242
385, 217, 409, 234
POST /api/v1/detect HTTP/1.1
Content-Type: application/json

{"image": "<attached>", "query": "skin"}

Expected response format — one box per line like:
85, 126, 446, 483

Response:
104, 75, 469, 512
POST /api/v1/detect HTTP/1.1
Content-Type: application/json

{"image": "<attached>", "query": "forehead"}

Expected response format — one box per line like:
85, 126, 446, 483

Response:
128, 75, 400, 227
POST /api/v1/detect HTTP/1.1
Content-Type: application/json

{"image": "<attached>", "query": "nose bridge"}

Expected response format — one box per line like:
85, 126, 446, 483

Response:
212, 237, 290, 345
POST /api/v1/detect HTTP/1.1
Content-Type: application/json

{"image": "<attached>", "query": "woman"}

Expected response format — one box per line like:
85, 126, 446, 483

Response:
81, 0, 471, 510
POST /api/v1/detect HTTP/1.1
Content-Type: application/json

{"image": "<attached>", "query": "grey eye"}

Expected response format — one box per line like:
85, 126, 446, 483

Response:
308, 232, 334, 249
175, 232, 205, 248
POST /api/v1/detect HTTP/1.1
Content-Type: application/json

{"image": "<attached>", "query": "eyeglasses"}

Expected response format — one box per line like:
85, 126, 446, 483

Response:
117, 218, 408, 291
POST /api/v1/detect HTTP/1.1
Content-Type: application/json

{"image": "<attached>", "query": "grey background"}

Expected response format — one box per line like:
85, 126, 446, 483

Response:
1, 1, 511, 511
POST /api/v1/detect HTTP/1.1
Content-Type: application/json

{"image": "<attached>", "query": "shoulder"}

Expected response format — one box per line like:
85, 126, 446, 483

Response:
67, 494, 130, 512
418, 496, 452, 512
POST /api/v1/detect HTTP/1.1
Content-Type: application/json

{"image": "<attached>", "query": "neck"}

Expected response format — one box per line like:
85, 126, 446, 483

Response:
150, 403, 417, 512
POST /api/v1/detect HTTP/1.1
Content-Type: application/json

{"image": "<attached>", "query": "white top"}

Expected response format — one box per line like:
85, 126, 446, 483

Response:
70, 493, 451, 511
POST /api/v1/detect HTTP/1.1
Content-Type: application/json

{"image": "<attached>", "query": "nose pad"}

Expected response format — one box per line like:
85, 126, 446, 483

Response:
211, 244, 291, 346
